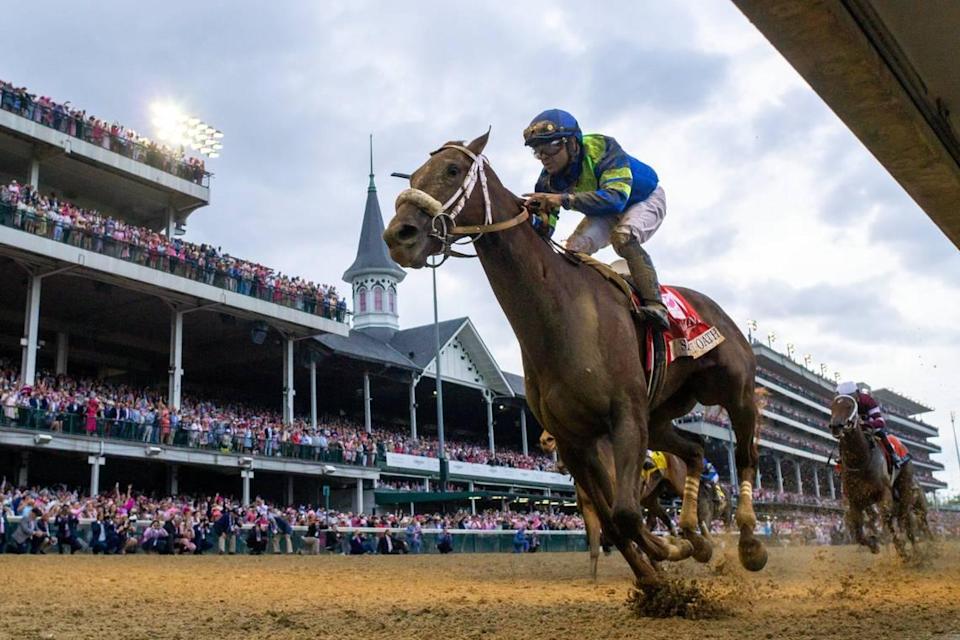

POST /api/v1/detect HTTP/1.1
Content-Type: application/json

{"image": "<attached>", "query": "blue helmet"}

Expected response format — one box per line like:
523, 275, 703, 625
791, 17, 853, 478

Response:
523, 109, 582, 146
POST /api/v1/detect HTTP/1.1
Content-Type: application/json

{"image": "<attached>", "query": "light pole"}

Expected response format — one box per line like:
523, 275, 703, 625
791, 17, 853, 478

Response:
767, 331, 777, 349
747, 320, 757, 343
432, 257, 446, 463
951, 411, 960, 489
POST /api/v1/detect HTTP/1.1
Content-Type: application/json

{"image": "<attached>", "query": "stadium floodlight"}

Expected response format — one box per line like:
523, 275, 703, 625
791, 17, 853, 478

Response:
34, 433, 52, 445
803, 354, 812, 368
766, 332, 777, 348
150, 102, 224, 159
786, 343, 795, 360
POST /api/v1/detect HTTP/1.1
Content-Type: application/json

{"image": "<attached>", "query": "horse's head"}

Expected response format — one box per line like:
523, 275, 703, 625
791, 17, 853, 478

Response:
539, 430, 557, 454
828, 394, 859, 438
384, 130, 511, 268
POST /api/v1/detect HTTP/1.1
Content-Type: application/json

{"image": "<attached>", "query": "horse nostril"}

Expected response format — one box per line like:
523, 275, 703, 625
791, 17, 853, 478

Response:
396, 224, 420, 244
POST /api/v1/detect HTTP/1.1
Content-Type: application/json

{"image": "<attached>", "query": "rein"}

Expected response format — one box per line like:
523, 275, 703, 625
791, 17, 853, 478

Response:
394, 144, 529, 266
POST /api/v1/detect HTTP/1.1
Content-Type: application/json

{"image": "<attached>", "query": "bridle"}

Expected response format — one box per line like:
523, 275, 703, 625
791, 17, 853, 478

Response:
832, 394, 859, 430
394, 143, 529, 266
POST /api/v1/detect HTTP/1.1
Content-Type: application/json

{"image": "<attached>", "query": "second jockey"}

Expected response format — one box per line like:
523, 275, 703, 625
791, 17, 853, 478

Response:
521, 109, 669, 330
836, 380, 904, 470
701, 459, 724, 503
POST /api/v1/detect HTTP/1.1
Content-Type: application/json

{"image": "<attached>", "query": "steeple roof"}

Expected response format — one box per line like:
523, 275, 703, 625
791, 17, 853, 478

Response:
343, 135, 407, 282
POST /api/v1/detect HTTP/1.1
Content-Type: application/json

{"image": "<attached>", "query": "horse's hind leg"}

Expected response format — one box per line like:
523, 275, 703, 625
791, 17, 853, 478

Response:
724, 388, 769, 571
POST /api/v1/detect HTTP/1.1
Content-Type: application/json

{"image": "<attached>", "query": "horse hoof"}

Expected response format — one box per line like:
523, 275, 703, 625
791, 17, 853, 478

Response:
683, 531, 713, 563
738, 537, 768, 572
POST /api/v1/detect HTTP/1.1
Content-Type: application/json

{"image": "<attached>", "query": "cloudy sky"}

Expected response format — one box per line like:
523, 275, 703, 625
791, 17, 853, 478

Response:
7, 1, 959, 492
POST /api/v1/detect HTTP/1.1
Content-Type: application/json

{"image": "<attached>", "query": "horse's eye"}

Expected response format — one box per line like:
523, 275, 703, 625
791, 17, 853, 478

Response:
446, 164, 460, 177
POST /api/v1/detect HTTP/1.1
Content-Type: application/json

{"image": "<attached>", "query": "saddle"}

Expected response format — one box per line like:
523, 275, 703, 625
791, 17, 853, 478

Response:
559, 247, 725, 405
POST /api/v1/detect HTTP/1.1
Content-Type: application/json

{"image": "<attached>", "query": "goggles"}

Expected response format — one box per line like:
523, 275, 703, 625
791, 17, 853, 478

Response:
530, 138, 567, 160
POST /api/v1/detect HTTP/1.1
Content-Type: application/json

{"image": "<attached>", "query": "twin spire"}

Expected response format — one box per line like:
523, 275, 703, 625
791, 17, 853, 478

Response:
343, 135, 406, 337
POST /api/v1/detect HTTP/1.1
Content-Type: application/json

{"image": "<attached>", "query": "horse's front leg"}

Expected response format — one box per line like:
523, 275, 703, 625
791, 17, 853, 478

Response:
608, 400, 647, 542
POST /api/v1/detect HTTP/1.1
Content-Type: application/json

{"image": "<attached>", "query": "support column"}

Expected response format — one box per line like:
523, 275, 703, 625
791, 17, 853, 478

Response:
354, 478, 364, 513
774, 457, 784, 494
520, 409, 528, 456
726, 441, 738, 486
485, 392, 495, 455
756, 463, 763, 491
55, 332, 69, 375
423, 478, 430, 492
17, 452, 29, 487
409, 374, 418, 440
794, 458, 804, 495
29, 157, 40, 189
828, 469, 836, 500
309, 361, 317, 429
167, 309, 183, 411
286, 475, 294, 506
363, 371, 372, 434
812, 464, 821, 498
164, 205, 176, 237
241, 470, 254, 507
20, 274, 42, 387
167, 464, 179, 496
88, 455, 105, 496
468, 480, 476, 515
282, 338, 295, 425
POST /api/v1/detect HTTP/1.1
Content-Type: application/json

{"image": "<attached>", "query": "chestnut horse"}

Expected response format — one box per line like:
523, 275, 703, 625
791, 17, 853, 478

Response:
828, 394, 916, 556
383, 132, 767, 584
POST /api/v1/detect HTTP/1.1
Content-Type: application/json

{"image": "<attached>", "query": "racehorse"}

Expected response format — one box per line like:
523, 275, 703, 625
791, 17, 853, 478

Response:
828, 394, 917, 556
541, 430, 730, 579
383, 132, 767, 585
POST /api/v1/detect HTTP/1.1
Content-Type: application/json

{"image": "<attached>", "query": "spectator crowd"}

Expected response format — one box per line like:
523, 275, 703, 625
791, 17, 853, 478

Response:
0, 364, 558, 472
1, 80, 207, 185
0, 180, 348, 321
0, 481, 582, 556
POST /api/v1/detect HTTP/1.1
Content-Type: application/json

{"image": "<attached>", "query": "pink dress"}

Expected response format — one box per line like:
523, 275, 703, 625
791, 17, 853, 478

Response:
85, 398, 99, 434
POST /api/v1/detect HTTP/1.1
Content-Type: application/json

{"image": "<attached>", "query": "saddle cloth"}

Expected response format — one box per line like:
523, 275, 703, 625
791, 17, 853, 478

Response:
566, 251, 727, 405
881, 433, 910, 474
572, 254, 726, 375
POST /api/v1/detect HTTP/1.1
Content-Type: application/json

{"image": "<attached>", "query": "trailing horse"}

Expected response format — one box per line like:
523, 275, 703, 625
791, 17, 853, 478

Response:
383, 132, 767, 585
828, 394, 919, 556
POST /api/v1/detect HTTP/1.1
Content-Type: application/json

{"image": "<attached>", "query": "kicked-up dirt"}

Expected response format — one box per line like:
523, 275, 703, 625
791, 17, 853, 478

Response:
0, 538, 957, 639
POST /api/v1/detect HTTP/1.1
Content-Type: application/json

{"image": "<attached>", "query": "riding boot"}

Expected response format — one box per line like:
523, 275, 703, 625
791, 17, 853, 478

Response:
618, 242, 669, 330
878, 432, 902, 470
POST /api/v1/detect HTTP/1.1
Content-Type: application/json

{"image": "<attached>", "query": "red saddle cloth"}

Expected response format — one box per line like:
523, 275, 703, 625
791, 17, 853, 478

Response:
644, 286, 725, 373
881, 433, 909, 462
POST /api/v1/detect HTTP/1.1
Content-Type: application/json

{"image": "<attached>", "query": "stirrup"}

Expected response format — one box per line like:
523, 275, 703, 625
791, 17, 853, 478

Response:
640, 303, 669, 330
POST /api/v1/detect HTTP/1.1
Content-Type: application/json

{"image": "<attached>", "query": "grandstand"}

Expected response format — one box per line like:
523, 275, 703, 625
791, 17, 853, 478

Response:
0, 86, 574, 518
0, 83, 947, 526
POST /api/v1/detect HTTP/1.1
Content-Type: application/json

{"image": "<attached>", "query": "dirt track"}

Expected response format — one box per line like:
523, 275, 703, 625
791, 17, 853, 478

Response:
0, 539, 958, 640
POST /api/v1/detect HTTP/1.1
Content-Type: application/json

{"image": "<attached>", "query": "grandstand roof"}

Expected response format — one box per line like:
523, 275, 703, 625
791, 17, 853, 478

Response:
389, 318, 465, 369
872, 388, 934, 416
314, 329, 416, 370
503, 372, 526, 399
342, 144, 406, 282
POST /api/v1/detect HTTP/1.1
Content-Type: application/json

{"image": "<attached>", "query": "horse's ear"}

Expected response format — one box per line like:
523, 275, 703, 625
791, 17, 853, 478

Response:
467, 127, 491, 155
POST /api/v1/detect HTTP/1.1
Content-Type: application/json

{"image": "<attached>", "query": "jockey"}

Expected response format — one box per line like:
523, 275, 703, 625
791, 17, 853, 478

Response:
835, 381, 904, 470
701, 459, 724, 502
522, 109, 669, 330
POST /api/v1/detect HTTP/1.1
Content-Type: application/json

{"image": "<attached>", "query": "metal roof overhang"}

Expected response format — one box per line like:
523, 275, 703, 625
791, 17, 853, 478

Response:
733, 0, 960, 248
